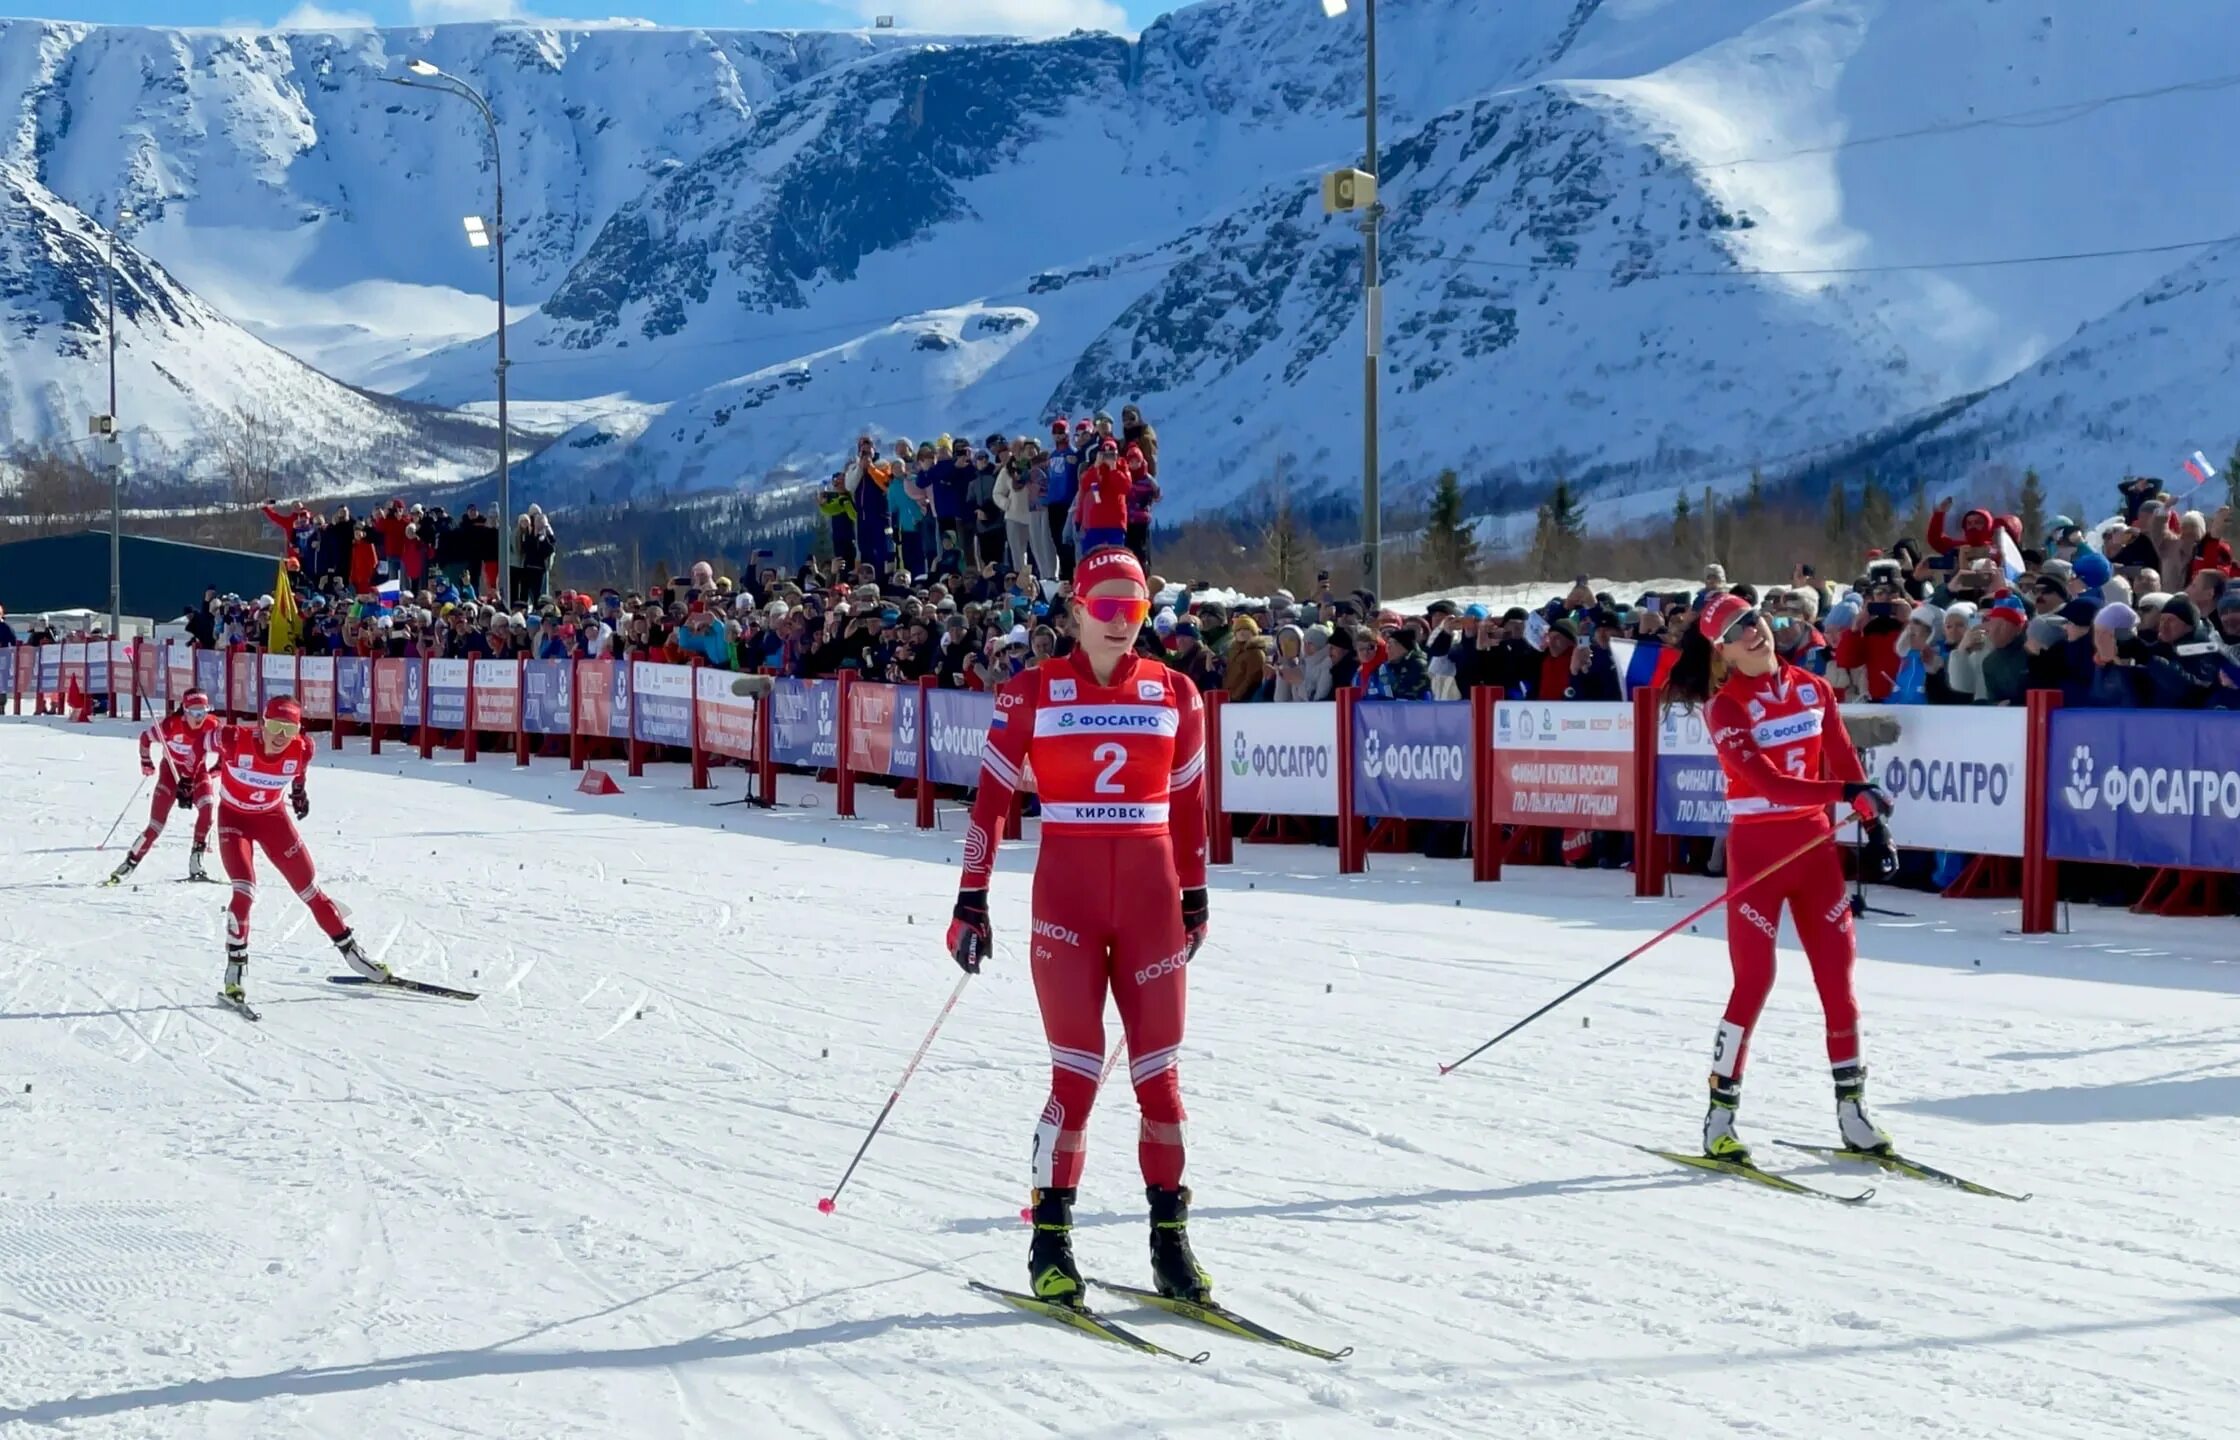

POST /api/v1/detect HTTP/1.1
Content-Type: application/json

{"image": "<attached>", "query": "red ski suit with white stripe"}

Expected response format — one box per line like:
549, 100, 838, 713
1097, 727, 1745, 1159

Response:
210, 724, 349, 950
127, 712, 219, 864
961, 650, 1208, 1192
1703, 663, 1869, 1082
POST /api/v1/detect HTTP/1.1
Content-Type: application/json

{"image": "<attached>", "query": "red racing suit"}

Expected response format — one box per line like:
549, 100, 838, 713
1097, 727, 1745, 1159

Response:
961, 649, 1209, 1191
127, 712, 220, 864
210, 724, 348, 950
1704, 663, 1869, 1083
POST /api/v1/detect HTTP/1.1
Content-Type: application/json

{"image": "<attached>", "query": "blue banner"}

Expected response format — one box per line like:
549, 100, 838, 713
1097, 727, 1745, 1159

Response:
335, 659, 371, 720
889, 686, 921, 780
770, 678, 838, 768
403, 661, 424, 727
522, 660, 573, 735
427, 660, 467, 731
2047, 710, 2240, 872
631, 663, 692, 747
194, 650, 224, 701
1351, 699, 1471, 821
924, 689, 993, 788
88, 646, 110, 695
37, 648, 59, 695
1655, 755, 1731, 836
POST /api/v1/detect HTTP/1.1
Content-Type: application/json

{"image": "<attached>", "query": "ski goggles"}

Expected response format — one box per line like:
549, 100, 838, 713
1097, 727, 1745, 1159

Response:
1080, 595, 1152, 627
1716, 608, 1762, 645
182, 703, 210, 721
262, 717, 301, 745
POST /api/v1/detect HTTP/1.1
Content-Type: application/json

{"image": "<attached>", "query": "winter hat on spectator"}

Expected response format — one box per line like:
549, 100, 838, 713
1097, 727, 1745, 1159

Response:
2161, 595, 2201, 630
1125, 445, 1147, 471
1464, 603, 1489, 620
1173, 618, 1201, 640
1943, 599, 1978, 626
2100, 574, 2133, 609
2136, 592, 2171, 618
1908, 602, 1944, 634
2058, 597, 2100, 628
1825, 598, 1860, 634
2095, 602, 2139, 636
1153, 607, 1176, 636
2026, 615, 2066, 649
2219, 591, 2240, 617
1985, 598, 2029, 629
2040, 558, 2075, 585
2071, 547, 2113, 588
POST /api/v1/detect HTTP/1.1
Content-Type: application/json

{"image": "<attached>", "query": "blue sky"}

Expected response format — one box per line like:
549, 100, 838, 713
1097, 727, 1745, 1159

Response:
6, 0, 1160, 36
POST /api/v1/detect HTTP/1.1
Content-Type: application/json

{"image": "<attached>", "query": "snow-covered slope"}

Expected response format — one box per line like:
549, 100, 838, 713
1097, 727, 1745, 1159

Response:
6, 3, 2238, 523
0, 162, 493, 490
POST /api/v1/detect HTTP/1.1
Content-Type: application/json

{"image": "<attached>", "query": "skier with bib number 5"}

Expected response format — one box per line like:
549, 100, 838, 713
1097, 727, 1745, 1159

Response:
946, 545, 1213, 1310
1662, 593, 1901, 1163
211, 695, 387, 1009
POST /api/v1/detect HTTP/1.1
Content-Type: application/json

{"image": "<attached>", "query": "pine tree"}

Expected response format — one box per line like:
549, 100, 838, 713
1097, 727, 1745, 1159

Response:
1261, 490, 1310, 595
1824, 481, 1851, 556
2017, 468, 2045, 547
1701, 484, 1716, 567
1421, 468, 1480, 588
1532, 478, 1585, 577
1742, 467, 1765, 517
2226, 442, 2240, 518
1857, 470, 1894, 548
1671, 491, 1693, 554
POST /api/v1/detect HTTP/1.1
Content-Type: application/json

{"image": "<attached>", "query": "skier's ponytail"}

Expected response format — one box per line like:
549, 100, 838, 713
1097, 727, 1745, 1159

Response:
1661, 625, 1721, 717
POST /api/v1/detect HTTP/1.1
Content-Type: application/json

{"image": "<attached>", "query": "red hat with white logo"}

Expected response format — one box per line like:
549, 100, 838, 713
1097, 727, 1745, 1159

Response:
1073, 546, 1146, 594
1697, 592, 1753, 644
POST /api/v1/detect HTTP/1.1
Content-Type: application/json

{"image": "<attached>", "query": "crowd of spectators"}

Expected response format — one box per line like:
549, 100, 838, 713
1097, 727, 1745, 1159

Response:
257, 497, 559, 609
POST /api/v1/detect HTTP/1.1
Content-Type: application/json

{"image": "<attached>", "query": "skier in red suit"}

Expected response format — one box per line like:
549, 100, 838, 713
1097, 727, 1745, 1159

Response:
211, 695, 387, 1007
1663, 593, 1899, 1163
946, 544, 1213, 1308
107, 689, 221, 886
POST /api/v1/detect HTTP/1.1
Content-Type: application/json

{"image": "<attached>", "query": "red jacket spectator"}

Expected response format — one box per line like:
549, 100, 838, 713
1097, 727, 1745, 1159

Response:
372, 501, 413, 563
2189, 536, 2235, 579
1927, 503, 1995, 556
1074, 453, 1130, 535
1834, 615, 1904, 700
349, 531, 379, 593
1124, 448, 1160, 527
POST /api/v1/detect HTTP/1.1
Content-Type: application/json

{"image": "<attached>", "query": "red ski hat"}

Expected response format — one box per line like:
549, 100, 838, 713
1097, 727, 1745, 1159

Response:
1073, 546, 1146, 595
263, 694, 302, 726
1697, 592, 1754, 645
181, 688, 212, 712
1051, 417, 1069, 434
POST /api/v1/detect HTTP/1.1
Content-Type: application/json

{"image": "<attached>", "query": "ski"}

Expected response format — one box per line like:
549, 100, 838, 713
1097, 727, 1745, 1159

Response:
1776, 1141, 2031, 1202
1089, 1279, 1351, 1361
1637, 1146, 1874, 1205
966, 1281, 1208, 1363
217, 991, 262, 1022
328, 975, 481, 1002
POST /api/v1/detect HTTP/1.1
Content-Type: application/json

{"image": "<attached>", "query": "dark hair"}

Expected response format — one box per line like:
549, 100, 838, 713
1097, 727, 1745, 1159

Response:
1731, 583, 1758, 605
1661, 623, 1720, 716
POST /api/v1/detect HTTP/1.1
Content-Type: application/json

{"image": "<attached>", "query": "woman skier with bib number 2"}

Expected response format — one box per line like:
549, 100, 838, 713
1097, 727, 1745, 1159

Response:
946, 545, 1213, 1310
1663, 593, 1901, 1163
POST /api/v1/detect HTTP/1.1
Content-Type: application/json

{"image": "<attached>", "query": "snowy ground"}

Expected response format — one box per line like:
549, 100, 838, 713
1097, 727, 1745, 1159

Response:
1, 716, 2237, 1439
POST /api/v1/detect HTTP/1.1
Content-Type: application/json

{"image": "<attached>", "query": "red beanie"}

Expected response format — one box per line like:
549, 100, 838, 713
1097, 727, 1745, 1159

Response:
1074, 546, 1146, 594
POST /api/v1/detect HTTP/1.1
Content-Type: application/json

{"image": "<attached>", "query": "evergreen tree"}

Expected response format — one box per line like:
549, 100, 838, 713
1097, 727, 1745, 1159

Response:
1901, 485, 1932, 548
1421, 468, 1481, 587
1671, 491, 1693, 554
1261, 490, 1311, 595
1531, 478, 1585, 577
2226, 443, 2240, 518
2018, 468, 2045, 546
1824, 481, 1851, 557
1857, 470, 1894, 548
1742, 467, 1765, 517
1701, 484, 1716, 567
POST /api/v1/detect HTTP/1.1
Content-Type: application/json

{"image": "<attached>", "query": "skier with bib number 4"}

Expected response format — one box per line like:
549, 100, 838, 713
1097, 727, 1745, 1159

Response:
107, 688, 221, 885
211, 695, 387, 1009
946, 545, 1213, 1311
1662, 593, 1901, 1164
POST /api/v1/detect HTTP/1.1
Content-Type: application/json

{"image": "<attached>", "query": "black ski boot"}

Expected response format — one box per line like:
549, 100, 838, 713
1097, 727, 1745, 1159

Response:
1147, 1185, 1212, 1304
1027, 1187, 1084, 1308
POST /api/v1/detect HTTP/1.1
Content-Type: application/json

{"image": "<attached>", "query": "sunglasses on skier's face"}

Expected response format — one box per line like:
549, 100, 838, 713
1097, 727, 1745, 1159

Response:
1080, 595, 1152, 627
262, 717, 301, 746
1719, 609, 1763, 646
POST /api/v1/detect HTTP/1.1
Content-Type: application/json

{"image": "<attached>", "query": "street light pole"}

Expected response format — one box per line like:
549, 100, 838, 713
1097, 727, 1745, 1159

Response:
1360, 0, 1381, 602
388, 62, 511, 602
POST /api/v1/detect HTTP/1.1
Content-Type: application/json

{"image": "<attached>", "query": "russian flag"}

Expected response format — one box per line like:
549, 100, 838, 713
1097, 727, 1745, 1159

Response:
1996, 530, 2026, 583
2182, 450, 2217, 487
375, 578, 401, 609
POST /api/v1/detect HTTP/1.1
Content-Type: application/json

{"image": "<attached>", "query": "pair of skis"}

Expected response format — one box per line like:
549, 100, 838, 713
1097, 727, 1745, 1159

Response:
1639, 1142, 2030, 1204
218, 971, 480, 1023
969, 1279, 1351, 1364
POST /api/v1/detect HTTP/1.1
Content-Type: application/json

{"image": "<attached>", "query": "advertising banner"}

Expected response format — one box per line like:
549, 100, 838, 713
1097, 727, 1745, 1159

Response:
228, 649, 260, 714
87, 640, 109, 696
694, 667, 759, 761
1654, 704, 1729, 837
1352, 699, 1472, 821
631, 662, 692, 747
770, 678, 839, 769
37, 645, 60, 701
472, 659, 520, 731
166, 644, 194, 705
134, 643, 160, 705
925, 690, 994, 788
195, 649, 225, 704
371, 659, 422, 728
576, 660, 616, 738
1490, 701, 1635, 828
1652, 703, 2026, 855
848, 681, 900, 775
426, 658, 468, 731
13, 647, 33, 700
334, 658, 371, 721
298, 656, 336, 721
1219, 702, 1339, 816
522, 660, 574, 736
2048, 710, 2240, 872
61, 642, 86, 703
261, 653, 298, 700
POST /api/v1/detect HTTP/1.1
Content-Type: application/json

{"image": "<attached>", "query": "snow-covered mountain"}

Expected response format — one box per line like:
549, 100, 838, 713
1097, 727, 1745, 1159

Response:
0, 159, 494, 490
4, 2, 2235, 527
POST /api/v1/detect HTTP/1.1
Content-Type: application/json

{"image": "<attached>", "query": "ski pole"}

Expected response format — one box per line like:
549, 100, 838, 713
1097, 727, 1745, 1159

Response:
817, 969, 973, 1215
1438, 828, 1831, 1076
97, 774, 151, 852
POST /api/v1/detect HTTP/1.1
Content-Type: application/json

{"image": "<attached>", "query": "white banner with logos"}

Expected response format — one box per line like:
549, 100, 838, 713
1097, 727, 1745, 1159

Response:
1659, 702, 2025, 856
1218, 703, 1339, 816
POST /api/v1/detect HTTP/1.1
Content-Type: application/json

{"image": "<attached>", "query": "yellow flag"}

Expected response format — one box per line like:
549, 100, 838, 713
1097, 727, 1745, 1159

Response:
269, 560, 300, 654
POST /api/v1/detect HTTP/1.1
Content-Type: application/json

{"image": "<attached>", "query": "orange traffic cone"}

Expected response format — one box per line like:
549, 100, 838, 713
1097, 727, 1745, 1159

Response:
577, 767, 622, 796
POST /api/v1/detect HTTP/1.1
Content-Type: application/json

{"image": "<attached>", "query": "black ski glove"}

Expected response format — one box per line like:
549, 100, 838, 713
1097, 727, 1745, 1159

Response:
947, 888, 991, 974
1181, 887, 1209, 959
1858, 818, 1899, 883
1841, 781, 1893, 822
290, 782, 310, 821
